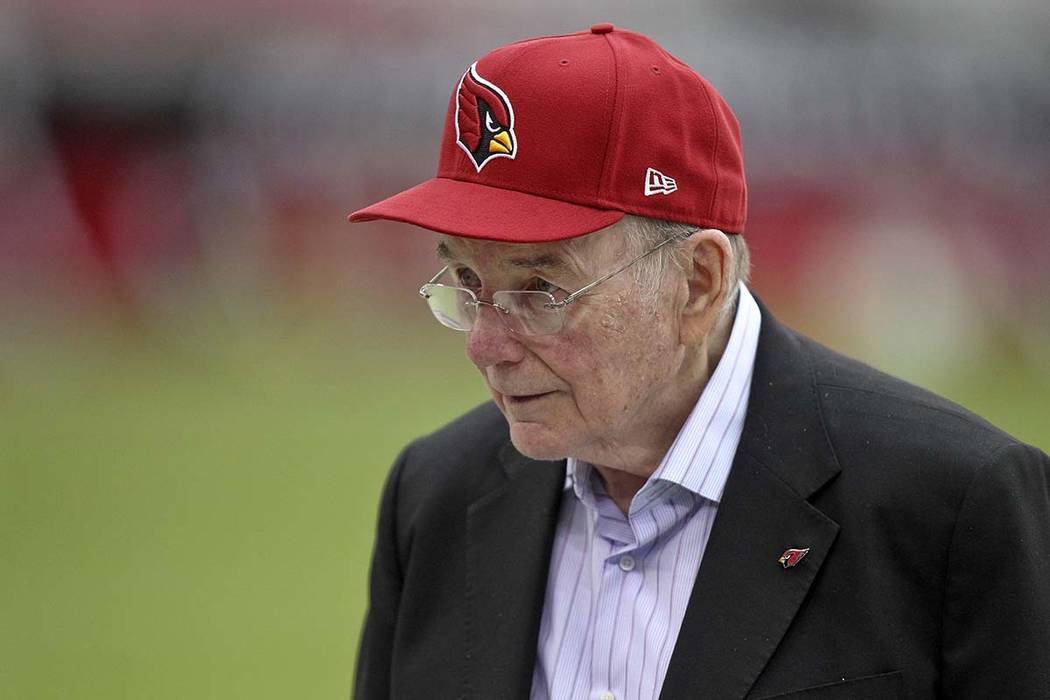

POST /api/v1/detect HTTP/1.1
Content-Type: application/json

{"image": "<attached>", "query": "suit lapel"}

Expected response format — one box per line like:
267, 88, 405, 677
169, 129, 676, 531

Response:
465, 443, 564, 700
661, 303, 843, 699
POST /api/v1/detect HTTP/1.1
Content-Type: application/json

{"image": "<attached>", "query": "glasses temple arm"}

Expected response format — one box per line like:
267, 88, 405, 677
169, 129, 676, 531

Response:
559, 231, 694, 305
420, 266, 449, 295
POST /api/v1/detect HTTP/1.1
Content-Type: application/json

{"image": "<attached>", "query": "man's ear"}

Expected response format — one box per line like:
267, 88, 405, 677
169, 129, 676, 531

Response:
678, 229, 732, 346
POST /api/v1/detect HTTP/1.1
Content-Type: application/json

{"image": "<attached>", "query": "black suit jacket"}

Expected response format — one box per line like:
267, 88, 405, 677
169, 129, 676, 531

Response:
354, 303, 1050, 699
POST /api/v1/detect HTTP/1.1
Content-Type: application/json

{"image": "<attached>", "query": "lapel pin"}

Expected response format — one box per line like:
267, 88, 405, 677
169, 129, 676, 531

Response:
778, 548, 810, 569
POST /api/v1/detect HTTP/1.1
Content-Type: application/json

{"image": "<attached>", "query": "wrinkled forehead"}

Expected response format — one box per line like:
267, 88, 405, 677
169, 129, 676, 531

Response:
435, 226, 625, 275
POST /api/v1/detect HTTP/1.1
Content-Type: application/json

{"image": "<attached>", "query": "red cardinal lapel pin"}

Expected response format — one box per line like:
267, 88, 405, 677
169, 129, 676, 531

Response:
778, 547, 810, 569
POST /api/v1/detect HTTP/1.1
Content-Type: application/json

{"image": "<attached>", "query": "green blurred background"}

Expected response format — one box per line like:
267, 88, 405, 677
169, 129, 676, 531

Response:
1, 0, 1048, 698
2, 309, 490, 699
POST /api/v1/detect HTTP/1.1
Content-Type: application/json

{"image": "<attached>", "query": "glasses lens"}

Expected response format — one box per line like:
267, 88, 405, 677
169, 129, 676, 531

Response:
493, 291, 562, 336
421, 284, 476, 331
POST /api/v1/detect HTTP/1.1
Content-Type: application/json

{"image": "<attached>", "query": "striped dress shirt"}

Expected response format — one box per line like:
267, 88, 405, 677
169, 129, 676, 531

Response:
530, 283, 762, 700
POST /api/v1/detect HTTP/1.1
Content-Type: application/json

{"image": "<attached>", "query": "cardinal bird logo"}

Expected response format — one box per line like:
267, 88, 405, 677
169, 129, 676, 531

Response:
778, 548, 810, 569
454, 61, 517, 172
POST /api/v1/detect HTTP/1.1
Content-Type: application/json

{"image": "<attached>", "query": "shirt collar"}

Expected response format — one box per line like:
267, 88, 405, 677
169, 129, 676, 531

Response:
566, 282, 762, 509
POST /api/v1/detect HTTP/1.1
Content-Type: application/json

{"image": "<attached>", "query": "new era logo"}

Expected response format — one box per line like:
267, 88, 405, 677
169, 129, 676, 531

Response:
644, 167, 678, 196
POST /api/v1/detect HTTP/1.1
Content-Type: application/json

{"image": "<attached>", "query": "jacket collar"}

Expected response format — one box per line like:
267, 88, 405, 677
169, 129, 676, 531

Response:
464, 441, 564, 700
464, 299, 842, 699
659, 297, 842, 698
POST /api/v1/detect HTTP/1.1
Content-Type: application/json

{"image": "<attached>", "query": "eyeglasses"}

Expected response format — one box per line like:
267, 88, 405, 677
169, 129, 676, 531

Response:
418, 230, 695, 336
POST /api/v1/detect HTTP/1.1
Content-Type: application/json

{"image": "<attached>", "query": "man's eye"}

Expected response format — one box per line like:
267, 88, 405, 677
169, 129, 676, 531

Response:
455, 268, 481, 289
530, 278, 562, 295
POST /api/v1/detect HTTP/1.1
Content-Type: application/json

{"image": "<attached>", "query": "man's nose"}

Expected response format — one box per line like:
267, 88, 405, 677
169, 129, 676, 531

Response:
465, 303, 526, 369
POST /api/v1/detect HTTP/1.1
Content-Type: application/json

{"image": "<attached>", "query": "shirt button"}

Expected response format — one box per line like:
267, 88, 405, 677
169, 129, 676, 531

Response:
599, 692, 615, 700
618, 555, 635, 572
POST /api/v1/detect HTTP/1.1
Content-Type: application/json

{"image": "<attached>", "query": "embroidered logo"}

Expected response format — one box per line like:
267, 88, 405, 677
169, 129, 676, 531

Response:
454, 62, 517, 172
778, 548, 810, 569
644, 167, 678, 196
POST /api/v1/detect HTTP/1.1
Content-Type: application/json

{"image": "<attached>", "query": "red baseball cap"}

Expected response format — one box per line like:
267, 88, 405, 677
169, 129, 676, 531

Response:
348, 23, 746, 242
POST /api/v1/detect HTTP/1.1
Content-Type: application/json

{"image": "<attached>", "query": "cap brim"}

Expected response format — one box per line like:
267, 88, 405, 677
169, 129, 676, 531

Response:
348, 177, 624, 242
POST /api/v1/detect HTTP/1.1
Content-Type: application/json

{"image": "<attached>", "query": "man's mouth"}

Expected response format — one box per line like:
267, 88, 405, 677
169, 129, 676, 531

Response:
503, 391, 555, 405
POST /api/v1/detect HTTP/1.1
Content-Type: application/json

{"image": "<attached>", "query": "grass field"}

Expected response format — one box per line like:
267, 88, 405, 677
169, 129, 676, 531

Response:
1, 312, 489, 700
2, 310, 1046, 699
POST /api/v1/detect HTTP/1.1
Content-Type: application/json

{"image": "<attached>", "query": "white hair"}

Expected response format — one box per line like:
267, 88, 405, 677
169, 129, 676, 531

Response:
616, 215, 751, 315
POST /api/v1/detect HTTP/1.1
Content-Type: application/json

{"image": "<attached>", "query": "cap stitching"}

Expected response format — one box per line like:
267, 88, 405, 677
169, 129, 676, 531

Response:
697, 79, 722, 220
594, 33, 619, 201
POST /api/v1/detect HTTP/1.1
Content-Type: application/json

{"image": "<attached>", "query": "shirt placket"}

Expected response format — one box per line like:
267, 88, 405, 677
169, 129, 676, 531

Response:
587, 492, 650, 700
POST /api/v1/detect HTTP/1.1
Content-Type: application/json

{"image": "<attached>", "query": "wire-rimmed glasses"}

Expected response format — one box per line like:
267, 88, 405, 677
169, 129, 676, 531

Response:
418, 230, 695, 336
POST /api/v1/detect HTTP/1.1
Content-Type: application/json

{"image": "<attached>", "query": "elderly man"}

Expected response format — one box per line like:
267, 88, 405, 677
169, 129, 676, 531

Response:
348, 24, 1050, 700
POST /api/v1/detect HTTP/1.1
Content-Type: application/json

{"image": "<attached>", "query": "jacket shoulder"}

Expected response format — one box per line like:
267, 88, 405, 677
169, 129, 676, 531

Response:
407, 400, 509, 471
393, 401, 510, 511
798, 333, 1022, 466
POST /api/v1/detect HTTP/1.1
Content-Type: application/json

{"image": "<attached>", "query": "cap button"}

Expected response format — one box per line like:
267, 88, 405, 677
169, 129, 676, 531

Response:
590, 23, 614, 34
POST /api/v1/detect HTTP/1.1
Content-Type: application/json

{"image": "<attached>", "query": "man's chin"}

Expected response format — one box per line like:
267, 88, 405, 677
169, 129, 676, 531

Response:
507, 421, 571, 461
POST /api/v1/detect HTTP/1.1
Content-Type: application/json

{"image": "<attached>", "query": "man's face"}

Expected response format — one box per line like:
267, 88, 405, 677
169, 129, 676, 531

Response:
437, 223, 689, 465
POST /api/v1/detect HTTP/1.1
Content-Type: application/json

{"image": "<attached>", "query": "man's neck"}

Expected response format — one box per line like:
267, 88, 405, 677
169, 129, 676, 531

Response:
591, 305, 737, 515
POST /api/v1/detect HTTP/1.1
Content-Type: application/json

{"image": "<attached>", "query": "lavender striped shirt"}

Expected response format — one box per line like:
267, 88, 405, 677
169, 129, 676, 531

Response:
530, 283, 762, 700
